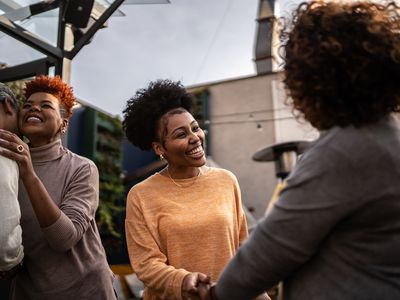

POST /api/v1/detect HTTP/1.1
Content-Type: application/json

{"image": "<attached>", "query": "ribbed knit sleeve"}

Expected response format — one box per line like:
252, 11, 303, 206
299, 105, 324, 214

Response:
232, 173, 248, 245
126, 188, 190, 300
42, 161, 99, 252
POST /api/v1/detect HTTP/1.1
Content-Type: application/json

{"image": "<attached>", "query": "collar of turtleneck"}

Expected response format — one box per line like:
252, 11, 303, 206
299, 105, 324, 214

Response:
29, 139, 67, 164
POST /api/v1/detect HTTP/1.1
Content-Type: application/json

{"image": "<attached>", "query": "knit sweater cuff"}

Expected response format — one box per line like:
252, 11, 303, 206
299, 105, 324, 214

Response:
173, 269, 191, 300
42, 212, 74, 251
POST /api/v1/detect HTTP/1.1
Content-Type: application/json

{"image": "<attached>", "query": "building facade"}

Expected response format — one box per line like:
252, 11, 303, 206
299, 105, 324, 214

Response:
188, 72, 318, 219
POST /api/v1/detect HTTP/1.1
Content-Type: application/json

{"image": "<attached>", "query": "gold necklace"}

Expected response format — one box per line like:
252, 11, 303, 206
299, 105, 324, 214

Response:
167, 167, 201, 188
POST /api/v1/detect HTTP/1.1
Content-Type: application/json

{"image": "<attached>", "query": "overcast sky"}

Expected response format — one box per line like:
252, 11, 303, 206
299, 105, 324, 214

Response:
70, 0, 303, 116
0, 0, 302, 116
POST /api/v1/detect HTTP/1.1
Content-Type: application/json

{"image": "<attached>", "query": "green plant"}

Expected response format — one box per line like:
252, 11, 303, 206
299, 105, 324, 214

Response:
94, 112, 125, 239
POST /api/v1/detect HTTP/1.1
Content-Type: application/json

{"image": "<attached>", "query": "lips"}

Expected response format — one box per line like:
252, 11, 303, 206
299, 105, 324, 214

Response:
186, 145, 204, 158
25, 115, 43, 123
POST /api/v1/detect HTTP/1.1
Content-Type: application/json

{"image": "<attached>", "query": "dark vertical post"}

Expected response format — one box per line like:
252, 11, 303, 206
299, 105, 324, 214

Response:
55, 0, 66, 77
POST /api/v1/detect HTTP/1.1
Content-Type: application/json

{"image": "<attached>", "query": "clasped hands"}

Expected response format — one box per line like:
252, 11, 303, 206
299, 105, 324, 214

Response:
181, 272, 212, 300
182, 272, 271, 300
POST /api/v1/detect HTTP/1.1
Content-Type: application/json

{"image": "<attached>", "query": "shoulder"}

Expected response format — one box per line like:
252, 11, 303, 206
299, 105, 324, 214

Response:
60, 149, 99, 184
63, 148, 98, 172
134, 173, 164, 189
126, 173, 167, 212
0, 155, 18, 183
208, 166, 236, 178
127, 173, 163, 198
204, 167, 239, 186
308, 118, 399, 166
290, 119, 400, 188
0, 154, 18, 170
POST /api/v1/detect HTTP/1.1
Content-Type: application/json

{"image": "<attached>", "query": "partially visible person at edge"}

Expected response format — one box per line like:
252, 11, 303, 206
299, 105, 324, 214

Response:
0, 75, 116, 300
0, 83, 24, 297
123, 80, 269, 300
198, 1, 400, 299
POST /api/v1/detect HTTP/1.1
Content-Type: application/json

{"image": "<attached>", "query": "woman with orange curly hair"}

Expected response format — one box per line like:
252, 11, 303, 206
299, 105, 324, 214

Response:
199, 1, 400, 300
0, 75, 116, 299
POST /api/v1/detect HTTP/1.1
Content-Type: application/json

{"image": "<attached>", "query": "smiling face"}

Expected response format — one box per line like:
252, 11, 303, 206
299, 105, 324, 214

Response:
153, 109, 206, 172
19, 92, 68, 147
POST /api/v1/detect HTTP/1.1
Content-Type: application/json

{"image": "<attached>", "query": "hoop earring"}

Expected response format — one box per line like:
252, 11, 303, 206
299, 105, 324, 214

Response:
159, 154, 164, 160
61, 128, 66, 134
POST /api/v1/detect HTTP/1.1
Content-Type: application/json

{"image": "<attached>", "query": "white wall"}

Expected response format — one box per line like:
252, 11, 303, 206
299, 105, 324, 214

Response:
189, 73, 318, 219
271, 79, 319, 142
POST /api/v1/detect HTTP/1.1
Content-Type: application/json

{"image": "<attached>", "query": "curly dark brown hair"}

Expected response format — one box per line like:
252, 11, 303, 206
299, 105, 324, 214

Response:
122, 79, 195, 151
280, 1, 400, 130
24, 75, 76, 118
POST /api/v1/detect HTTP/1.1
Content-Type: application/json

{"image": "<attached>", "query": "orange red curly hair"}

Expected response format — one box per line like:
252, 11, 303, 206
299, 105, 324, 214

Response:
24, 75, 76, 118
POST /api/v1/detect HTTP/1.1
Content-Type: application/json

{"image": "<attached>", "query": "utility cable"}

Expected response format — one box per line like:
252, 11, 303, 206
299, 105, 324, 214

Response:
192, 0, 234, 82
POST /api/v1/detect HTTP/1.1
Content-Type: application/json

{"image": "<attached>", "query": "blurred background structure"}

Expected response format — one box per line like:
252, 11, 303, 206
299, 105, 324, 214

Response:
0, 0, 170, 82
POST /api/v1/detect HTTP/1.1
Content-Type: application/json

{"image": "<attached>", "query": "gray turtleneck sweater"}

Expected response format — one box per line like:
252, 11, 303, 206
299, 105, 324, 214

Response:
12, 139, 115, 300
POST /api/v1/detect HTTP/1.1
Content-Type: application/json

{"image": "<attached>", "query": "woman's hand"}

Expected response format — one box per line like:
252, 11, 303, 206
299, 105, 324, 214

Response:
182, 272, 211, 300
0, 129, 61, 228
198, 282, 213, 300
254, 292, 271, 300
0, 129, 34, 181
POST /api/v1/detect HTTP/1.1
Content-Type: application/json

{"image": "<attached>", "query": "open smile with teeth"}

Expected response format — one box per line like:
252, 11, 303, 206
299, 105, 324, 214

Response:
26, 116, 43, 123
187, 145, 204, 158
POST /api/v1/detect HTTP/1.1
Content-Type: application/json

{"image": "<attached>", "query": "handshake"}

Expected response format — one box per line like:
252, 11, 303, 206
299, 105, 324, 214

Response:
181, 272, 270, 300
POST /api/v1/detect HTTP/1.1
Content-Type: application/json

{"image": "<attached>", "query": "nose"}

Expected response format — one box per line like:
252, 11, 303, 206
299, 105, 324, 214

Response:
30, 104, 41, 111
189, 131, 201, 143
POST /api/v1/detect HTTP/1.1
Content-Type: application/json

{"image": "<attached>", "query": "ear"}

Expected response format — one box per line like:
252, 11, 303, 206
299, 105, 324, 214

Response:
2, 98, 16, 116
62, 118, 69, 129
60, 118, 69, 134
152, 141, 164, 156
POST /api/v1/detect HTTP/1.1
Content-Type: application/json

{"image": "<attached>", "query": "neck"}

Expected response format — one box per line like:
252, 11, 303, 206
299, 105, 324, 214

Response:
166, 165, 201, 179
29, 134, 61, 148
166, 166, 202, 188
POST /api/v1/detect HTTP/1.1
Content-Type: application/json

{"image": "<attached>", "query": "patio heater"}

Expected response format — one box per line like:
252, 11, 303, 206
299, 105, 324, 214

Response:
252, 140, 312, 213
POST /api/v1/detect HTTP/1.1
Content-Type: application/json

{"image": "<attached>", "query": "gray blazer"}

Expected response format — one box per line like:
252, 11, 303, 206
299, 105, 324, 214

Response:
216, 115, 400, 300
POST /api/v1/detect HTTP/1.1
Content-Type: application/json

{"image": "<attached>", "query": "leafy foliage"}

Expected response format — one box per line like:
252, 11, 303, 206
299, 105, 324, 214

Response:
94, 112, 124, 240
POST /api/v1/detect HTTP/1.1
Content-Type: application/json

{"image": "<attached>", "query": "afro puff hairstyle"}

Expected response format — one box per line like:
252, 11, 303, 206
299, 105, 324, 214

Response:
24, 75, 76, 118
122, 79, 195, 151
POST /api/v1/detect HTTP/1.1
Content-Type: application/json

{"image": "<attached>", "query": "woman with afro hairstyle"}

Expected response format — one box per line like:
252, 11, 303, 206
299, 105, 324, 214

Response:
198, 1, 400, 300
123, 80, 267, 300
0, 75, 116, 300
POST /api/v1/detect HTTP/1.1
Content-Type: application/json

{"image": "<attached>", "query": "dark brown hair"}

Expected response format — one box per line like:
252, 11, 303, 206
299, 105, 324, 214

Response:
122, 79, 195, 151
281, 1, 400, 129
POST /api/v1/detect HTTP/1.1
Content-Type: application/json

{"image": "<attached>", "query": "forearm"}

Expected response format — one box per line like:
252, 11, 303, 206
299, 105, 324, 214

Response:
133, 258, 190, 300
215, 216, 302, 300
127, 222, 190, 299
22, 172, 61, 228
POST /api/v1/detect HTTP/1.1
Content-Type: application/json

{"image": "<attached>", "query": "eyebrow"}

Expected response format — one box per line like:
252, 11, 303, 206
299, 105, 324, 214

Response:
25, 100, 55, 105
171, 120, 197, 135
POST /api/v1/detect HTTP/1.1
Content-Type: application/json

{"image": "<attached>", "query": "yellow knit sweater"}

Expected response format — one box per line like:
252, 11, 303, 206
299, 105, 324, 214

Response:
125, 167, 248, 300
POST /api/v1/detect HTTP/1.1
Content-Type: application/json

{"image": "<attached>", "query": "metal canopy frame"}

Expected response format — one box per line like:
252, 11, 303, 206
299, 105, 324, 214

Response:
0, 0, 169, 82
66, 0, 124, 60
0, 57, 56, 82
0, 14, 62, 59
